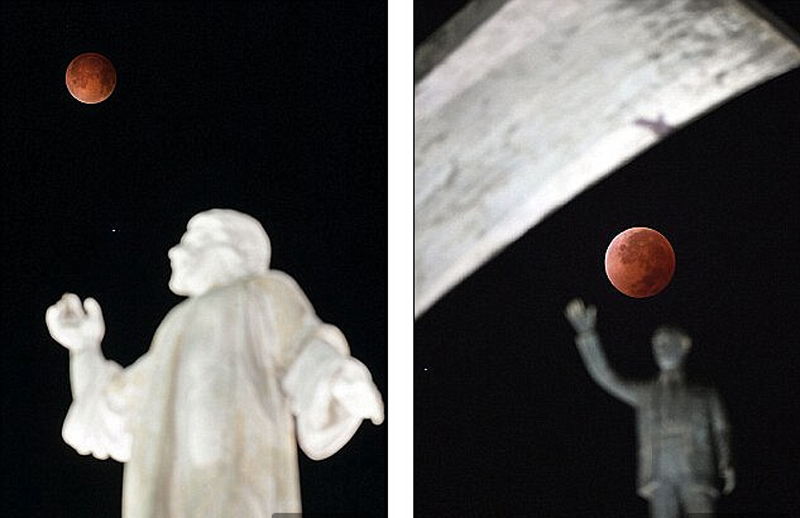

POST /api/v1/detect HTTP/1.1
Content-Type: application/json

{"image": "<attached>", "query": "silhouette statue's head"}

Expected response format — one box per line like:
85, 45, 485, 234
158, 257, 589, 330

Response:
168, 209, 271, 297
651, 326, 692, 371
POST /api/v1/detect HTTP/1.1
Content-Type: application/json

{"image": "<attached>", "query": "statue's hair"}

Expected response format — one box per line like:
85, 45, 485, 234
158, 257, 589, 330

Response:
187, 209, 271, 275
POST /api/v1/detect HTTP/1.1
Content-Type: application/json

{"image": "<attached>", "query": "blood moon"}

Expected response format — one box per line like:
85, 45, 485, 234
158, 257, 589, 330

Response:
604, 227, 675, 298
65, 52, 116, 104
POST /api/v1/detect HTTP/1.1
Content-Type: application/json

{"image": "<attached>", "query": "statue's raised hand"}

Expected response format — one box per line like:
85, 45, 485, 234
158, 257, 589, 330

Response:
46, 293, 105, 351
564, 298, 596, 333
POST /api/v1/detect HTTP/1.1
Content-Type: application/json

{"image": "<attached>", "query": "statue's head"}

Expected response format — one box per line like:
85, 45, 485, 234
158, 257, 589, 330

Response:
168, 209, 271, 297
651, 326, 692, 371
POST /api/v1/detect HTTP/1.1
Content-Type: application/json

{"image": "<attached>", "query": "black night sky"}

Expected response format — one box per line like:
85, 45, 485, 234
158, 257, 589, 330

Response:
2, 2, 386, 517
415, 1, 800, 517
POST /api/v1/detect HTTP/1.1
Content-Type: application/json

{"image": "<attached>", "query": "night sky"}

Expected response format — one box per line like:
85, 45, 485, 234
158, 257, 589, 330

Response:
415, 1, 800, 517
2, 2, 386, 517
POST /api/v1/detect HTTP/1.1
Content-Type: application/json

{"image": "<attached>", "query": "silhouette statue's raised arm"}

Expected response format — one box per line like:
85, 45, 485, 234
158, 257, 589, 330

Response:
565, 298, 640, 406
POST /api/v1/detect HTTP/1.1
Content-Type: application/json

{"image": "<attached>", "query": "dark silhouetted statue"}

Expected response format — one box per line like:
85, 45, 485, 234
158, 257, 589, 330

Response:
565, 298, 734, 518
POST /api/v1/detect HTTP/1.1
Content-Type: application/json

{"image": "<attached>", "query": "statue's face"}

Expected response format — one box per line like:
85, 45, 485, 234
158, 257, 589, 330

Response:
168, 220, 242, 297
652, 329, 691, 371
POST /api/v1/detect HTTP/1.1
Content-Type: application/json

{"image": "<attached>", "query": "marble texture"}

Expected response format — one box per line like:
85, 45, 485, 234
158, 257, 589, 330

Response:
46, 209, 383, 518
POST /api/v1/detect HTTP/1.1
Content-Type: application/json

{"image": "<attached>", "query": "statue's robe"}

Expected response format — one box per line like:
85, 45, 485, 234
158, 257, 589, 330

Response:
62, 272, 371, 518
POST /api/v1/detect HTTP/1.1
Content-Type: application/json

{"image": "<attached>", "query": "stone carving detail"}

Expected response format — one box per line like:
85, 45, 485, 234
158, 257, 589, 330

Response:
46, 209, 383, 518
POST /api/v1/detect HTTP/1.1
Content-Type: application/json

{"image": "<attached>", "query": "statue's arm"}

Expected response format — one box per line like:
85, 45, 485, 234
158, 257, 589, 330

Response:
710, 389, 735, 493
282, 323, 383, 459
67, 342, 111, 399
260, 273, 384, 460
574, 330, 639, 406
45, 293, 115, 398
46, 294, 137, 461
564, 299, 639, 406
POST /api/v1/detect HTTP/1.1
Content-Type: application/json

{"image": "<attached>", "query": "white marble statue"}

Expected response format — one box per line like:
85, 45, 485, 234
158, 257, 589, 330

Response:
46, 209, 384, 518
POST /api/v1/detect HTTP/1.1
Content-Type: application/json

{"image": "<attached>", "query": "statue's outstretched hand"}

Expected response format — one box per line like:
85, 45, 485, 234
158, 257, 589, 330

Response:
46, 293, 105, 351
332, 360, 385, 426
564, 298, 596, 334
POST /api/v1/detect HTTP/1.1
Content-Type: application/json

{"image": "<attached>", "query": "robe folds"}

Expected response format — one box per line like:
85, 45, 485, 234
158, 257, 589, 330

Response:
62, 272, 372, 518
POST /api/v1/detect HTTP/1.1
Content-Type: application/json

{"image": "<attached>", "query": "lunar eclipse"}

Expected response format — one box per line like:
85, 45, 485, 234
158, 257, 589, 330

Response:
65, 52, 116, 104
604, 227, 675, 298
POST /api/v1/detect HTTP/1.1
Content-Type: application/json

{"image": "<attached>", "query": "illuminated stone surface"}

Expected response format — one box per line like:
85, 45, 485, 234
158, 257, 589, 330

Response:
415, 0, 800, 317
46, 209, 384, 518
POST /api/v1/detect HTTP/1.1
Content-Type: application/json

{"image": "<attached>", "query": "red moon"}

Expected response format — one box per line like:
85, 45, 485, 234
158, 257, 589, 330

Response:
604, 227, 675, 298
65, 53, 116, 104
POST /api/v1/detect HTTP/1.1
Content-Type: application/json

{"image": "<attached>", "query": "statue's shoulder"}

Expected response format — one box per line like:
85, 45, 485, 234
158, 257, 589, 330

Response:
246, 270, 302, 292
244, 271, 310, 304
163, 296, 194, 320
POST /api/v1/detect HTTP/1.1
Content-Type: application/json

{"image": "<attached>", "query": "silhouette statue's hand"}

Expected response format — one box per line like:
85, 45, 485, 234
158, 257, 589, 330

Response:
46, 293, 105, 351
722, 466, 735, 495
564, 298, 596, 334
